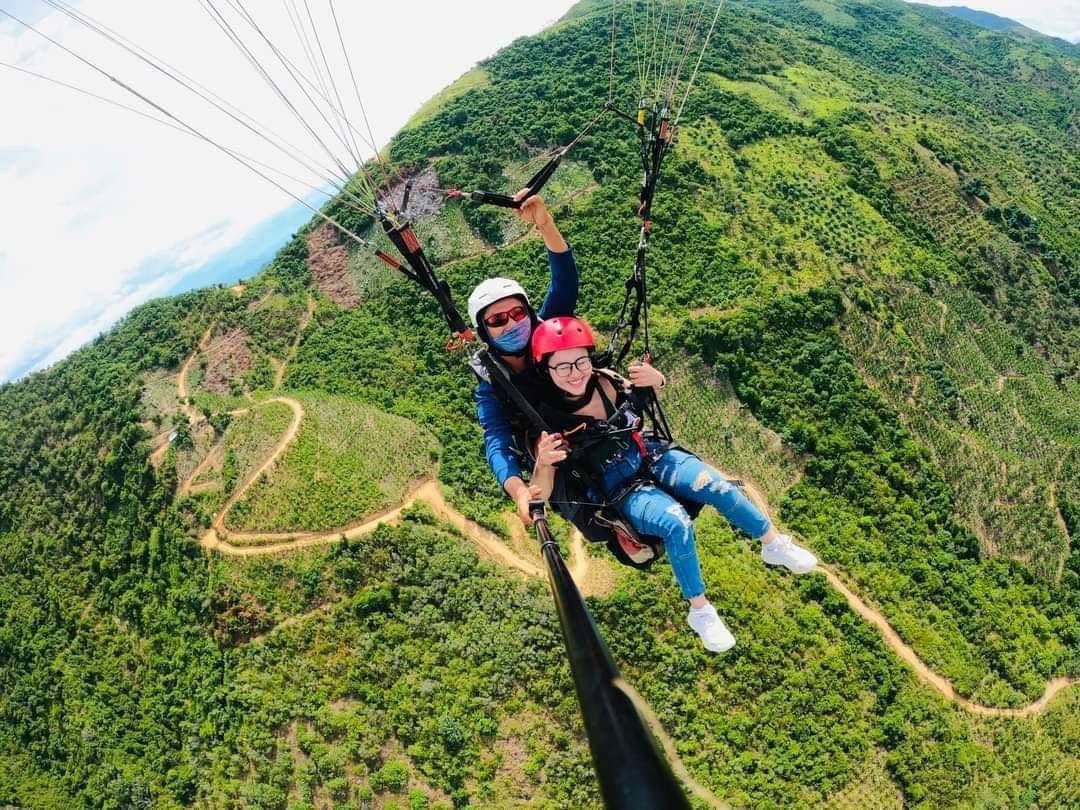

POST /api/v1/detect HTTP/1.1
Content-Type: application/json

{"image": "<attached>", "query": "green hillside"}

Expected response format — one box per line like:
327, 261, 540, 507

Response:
223, 393, 439, 537
2, 0, 1078, 807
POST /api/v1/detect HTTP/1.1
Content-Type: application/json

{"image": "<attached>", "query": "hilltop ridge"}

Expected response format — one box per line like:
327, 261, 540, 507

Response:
928, 4, 1079, 48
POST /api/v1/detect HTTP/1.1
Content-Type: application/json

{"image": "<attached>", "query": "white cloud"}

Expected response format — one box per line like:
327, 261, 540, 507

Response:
0, 0, 579, 382
909, 0, 1080, 41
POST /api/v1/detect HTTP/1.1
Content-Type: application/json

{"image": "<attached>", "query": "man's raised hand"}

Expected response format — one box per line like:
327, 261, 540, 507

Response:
513, 188, 553, 231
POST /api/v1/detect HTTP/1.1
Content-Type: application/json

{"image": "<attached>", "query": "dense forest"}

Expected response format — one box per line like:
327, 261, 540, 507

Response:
2, 0, 1078, 807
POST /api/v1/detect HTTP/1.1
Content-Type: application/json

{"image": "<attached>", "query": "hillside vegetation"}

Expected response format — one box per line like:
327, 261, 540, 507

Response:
1, 1, 1078, 807
224, 394, 439, 535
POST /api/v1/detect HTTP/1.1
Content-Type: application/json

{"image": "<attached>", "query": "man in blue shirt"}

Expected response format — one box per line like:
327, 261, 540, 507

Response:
467, 193, 578, 524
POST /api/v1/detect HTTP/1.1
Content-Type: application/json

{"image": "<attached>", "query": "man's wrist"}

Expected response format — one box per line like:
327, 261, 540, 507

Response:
504, 476, 526, 498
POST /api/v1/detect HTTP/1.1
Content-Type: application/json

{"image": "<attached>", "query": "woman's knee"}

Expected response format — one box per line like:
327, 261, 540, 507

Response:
719, 487, 771, 537
624, 486, 697, 548
658, 503, 697, 556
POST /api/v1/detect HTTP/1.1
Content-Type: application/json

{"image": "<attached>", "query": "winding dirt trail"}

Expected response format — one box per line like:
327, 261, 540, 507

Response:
199, 396, 304, 550
660, 460, 1075, 721
191, 396, 552, 579
820, 567, 1077, 718
149, 327, 215, 466
179, 444, 223, 498
685, 463, 1077, 717
274, 296, 315, 389
148, 431, 172, 467
178, 326, 213, 420
191, 390, 1076, 718
199, 476, 625, 592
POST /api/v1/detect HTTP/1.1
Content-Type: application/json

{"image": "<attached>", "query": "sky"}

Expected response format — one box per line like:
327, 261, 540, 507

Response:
910, 0, 1080, 41
2, 1, 1077, 384
0, 0, 579, 383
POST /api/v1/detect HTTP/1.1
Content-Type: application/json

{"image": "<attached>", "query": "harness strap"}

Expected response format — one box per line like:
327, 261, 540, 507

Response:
474, 348, 550, 435
469, 150, 565, 209
599, 104, 672, 369
594, 372, 619, 418
466, 106, 610, 208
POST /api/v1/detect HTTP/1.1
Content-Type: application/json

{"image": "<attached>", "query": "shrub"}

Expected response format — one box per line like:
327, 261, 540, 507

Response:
371, 759, 409, 794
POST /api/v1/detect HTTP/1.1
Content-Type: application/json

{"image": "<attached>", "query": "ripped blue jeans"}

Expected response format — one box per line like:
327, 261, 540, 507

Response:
618, 447, 771, 599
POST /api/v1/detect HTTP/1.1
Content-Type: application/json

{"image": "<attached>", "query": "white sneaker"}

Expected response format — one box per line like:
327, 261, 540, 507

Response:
687, 604, 736, 653
761, 534, 817, 573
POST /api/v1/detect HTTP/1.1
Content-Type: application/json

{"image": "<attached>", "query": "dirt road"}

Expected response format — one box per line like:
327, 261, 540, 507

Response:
199, 396, 303, 547
177, 326, 213, 421
274, 296, 315, 389
195, 396, 1076, 717
820, 566, 1077, 717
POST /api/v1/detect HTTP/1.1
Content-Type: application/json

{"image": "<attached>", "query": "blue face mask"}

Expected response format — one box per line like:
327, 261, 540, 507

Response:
491, 318, 532, 354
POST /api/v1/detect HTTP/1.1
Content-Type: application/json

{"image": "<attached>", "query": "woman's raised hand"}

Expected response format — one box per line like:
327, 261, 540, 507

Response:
627, 359, 666, 389
534, 430, 568, 468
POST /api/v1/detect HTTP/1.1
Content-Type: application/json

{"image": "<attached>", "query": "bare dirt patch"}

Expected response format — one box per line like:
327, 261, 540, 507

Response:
307, 223, 360, 309
203, 328, 253, 395
386, 164, 445, 219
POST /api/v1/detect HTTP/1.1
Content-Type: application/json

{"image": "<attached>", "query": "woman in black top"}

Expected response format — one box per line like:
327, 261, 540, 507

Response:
527, 316, 817, 653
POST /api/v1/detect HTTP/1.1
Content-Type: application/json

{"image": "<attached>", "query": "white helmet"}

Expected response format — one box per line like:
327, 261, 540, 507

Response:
467, 277, 531, 327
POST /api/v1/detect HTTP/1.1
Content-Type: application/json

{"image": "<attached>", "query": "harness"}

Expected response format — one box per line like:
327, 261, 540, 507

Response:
475, 356, 700, 569
537, 371, 651, 499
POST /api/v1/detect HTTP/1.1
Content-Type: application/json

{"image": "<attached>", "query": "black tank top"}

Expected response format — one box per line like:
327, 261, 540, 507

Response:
537, 372, 643, 485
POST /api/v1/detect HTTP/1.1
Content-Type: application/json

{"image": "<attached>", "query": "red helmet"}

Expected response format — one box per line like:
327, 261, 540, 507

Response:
530, 316, 596, 364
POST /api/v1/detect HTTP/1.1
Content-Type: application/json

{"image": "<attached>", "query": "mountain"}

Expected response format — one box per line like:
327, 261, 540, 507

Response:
935, 5, 1028, 32
926, 4, 1080, 49
2, 0, 1078, 807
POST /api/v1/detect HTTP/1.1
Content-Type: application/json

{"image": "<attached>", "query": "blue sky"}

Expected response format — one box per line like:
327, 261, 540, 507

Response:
1, 0, 1076, 383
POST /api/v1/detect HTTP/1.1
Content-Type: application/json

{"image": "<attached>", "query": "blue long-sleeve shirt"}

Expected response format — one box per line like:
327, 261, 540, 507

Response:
475, 246, 579, 489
